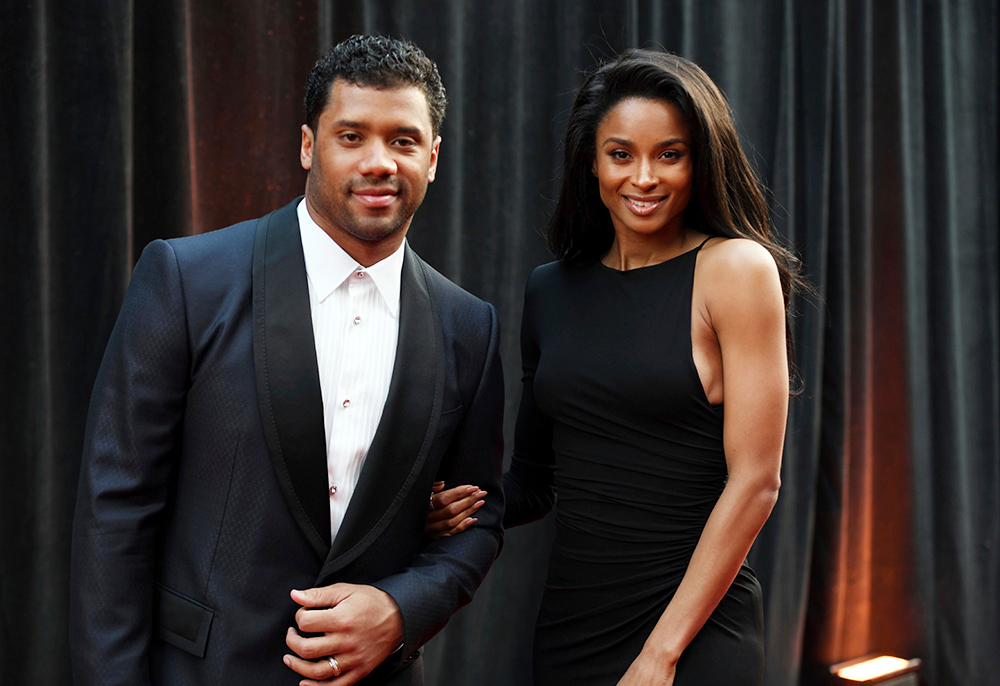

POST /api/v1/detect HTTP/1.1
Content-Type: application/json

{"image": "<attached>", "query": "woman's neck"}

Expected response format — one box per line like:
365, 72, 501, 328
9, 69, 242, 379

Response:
600, 227, 703, 271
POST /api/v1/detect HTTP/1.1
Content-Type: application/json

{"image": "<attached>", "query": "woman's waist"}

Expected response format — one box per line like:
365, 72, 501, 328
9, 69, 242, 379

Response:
550, 483, 719, 542
546, 514, 700, 577
549, 442, 728, 508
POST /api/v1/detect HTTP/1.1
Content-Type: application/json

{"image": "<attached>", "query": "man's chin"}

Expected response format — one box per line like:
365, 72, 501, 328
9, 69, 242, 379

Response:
341, 218, 410, 244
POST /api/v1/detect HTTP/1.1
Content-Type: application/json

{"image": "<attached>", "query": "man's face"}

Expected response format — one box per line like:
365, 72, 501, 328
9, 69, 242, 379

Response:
300, 80, 440, 248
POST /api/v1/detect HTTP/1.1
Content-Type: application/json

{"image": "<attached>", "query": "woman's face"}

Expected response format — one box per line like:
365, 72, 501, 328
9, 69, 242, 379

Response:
592, 97, 694, 241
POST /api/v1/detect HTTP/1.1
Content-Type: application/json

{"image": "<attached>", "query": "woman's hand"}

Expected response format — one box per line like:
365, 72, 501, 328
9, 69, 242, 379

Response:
424, 481, 486, 538
616, 649, 676, 686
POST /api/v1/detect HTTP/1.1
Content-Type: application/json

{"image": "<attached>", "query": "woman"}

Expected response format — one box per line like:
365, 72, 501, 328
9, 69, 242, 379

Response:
430, 49, 804, 685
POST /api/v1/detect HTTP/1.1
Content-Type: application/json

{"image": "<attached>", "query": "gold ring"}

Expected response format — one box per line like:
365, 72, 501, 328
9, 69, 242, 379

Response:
328, 656, 341, 677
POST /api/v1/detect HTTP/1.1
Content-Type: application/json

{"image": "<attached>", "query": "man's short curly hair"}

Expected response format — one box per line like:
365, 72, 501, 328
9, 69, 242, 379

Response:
304, 35, 447, 137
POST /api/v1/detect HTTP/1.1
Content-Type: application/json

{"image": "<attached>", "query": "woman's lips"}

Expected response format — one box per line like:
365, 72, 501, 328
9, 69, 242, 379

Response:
623, 195, 664, 216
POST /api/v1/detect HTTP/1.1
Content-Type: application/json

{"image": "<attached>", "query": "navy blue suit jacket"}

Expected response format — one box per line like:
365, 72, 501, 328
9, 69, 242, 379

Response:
70, 199, 505, 685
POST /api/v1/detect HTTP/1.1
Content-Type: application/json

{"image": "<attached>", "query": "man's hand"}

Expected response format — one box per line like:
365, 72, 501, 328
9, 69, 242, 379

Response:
284, 583, 404, 685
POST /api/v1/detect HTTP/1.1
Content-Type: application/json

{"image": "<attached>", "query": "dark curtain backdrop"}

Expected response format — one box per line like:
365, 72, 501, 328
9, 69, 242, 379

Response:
1, 1, 997, 685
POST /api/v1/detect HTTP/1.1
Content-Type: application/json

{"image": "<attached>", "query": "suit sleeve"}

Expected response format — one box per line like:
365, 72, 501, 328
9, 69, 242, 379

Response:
503, 269, 556, 528
70, 240, 190, 686
370, 301, 505, 660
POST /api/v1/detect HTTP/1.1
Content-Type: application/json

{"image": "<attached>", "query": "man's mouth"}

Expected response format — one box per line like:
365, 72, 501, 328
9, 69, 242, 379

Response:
352, 187, 399, 208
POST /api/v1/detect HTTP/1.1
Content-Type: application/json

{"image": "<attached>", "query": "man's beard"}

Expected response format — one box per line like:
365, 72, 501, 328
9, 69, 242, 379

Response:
309, 175, 425, 243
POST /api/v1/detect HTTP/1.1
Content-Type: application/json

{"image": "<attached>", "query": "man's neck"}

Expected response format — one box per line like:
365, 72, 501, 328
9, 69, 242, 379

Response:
304, 199, 409, 267
328, 230, 408, 268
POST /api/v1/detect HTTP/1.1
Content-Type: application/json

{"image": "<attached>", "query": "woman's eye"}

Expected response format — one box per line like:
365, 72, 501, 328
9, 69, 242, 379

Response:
610, 150, 630, 160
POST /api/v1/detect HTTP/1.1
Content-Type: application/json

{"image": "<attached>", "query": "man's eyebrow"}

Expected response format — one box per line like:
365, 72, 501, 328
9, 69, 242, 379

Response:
332, 120, 424, 138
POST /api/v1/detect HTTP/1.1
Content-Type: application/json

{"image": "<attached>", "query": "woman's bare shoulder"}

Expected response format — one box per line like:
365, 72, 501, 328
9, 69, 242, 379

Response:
697, 237, 782, 311
700, 236, 776, 272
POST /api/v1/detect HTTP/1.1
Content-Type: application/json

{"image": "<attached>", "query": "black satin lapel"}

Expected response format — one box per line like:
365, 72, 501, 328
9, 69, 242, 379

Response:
322, 246, 444, 572
252, 198, 331, 559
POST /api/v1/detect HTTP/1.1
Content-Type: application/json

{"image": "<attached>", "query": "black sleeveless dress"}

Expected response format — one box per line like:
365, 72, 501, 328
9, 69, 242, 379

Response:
504, 242, 765, 685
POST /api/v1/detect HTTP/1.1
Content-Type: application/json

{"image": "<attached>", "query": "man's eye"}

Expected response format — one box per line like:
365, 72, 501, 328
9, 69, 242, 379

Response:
342, 133, 361, 142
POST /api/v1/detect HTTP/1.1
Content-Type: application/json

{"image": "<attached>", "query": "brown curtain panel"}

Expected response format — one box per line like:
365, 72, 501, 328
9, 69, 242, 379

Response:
1, 1, 996, 685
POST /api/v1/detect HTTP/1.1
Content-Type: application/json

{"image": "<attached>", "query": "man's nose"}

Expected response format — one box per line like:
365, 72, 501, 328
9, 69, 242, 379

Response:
358, 141, 397, 176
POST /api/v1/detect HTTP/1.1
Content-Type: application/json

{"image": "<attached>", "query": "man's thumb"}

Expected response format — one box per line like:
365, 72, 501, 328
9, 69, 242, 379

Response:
290, 583, 351, 608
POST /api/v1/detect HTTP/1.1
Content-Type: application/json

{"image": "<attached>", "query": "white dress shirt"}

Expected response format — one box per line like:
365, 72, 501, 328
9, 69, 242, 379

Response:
297, 199, 403, 542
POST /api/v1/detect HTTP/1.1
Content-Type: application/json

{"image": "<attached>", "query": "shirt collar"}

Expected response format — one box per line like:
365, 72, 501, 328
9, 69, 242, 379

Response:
297, 198, 405, 318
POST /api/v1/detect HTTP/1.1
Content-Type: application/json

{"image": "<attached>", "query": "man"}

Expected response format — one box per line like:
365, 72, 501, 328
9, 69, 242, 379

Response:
70, 35, 504, 686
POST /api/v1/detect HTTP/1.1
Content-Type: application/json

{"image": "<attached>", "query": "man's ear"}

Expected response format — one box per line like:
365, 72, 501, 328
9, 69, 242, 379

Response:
300, 124, 315, 171
426, 135, 442, 183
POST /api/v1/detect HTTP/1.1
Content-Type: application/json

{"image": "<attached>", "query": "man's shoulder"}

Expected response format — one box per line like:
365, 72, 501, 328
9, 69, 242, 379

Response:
158, 198, 301, 270
130, 216, 263, 303
411, 250, 492, 313
407, 251, 499, 349
162, 217, 259, 261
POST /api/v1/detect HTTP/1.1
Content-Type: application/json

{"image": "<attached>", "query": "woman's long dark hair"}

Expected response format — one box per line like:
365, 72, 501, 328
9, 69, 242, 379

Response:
549, 49, 808, 385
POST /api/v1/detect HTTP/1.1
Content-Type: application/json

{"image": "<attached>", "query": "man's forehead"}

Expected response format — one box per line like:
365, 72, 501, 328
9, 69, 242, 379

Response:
324, 80, 433, 127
